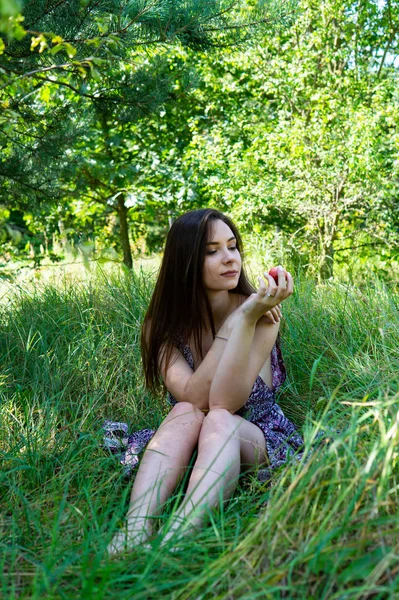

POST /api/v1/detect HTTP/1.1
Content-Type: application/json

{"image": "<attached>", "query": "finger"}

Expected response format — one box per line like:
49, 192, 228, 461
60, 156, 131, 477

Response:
274, 307, 281, 321
285, 271, 294, 295
257, 276, 267, 295
277, 266, 291, 294
263, 272, 277, 296
259, 274, 274, 299
270, 307, 279, 320
277, 266, 287, 288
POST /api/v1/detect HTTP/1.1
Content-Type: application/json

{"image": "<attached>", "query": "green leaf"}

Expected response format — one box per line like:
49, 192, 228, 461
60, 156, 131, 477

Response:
309, 351, 326, 392
9, 16, 26, 40
91, 57, 105, 66
64, 43, 76, 58
90, 66, 101, 82
49, 43, 65, 55
0, 0, 21, 18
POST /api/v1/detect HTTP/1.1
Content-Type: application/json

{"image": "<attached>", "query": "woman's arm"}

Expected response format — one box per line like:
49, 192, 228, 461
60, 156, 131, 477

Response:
162, 269, 292, 411
160, 312, 243, 411
209, 268, 293, 412
208, 316, 280, 413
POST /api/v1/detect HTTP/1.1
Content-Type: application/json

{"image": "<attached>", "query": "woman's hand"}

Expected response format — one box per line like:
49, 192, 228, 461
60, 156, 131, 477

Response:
240, 267, 293, 324
264, 305, 283, 324
217, 267, 292, 336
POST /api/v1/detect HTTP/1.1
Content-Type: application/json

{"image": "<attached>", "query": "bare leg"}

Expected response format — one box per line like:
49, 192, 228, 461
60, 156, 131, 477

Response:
108, 402, 204, 554
162, 408, 267, 542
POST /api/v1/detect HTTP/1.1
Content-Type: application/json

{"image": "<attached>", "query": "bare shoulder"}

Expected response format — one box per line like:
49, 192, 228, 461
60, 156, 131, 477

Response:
159, 342, 194, 404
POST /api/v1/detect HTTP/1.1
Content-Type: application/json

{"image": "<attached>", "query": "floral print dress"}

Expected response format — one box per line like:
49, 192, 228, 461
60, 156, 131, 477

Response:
103, 333, 306, 482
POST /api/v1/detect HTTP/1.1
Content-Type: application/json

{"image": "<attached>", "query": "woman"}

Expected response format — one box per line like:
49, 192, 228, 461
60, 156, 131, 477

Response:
108, 208, 305, 553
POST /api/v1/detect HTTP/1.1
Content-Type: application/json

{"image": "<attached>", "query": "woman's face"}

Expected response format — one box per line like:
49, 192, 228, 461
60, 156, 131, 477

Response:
202, 219, 242, 292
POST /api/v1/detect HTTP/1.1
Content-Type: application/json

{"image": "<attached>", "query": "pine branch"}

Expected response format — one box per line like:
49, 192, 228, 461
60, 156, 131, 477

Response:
28, 75, 104, 100
0, 62, 76, 92
203, 15, 282, 33
0, 126, 35, 154
0, 172, 56, 199
29, 0, 74, 28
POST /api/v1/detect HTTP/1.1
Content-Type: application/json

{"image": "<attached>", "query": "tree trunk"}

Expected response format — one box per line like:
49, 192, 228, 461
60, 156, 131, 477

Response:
318, 180, 345, 281
58, 218, 67, 250
117, 194, 133, 269
319, 241, 335, 280
319, 215, 340, 281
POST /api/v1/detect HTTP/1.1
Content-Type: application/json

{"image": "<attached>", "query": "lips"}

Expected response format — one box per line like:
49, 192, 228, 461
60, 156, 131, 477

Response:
221, 271, 238, 276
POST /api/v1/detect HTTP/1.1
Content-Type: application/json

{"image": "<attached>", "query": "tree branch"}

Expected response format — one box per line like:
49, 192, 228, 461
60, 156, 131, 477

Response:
377, 0, 398, 78
334, 240, 395, 254
0, 62, 76, 91
377, 28, 398, 78
0, 172, 56, 198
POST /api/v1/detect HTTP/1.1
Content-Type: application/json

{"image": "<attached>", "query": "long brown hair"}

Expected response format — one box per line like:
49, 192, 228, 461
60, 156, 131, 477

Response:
141, 208, 255, 392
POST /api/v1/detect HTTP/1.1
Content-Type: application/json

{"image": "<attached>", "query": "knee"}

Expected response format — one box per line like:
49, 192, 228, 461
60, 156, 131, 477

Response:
203, 408, 238, 437
148, 402, 204, 453
167, 402, 205, 425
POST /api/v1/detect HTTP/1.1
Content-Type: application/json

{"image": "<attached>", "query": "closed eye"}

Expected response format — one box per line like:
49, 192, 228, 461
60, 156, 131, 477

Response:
207, 246, 237, 255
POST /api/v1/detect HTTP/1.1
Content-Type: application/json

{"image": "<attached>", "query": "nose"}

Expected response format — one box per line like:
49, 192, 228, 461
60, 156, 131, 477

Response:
222, 249, 233, 263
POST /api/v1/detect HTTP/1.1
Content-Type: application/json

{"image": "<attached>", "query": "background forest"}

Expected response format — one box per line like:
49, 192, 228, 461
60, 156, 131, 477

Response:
1, 0, 398, 281
1, 1, 399, 599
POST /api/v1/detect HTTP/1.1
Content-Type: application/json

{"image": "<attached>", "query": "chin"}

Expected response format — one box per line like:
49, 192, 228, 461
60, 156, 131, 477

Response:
222, 281, 239, 290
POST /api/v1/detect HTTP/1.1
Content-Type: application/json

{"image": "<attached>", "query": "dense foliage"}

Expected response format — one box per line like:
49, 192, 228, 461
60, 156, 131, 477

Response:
0, 0, 295, 267
1, 0, 398, 280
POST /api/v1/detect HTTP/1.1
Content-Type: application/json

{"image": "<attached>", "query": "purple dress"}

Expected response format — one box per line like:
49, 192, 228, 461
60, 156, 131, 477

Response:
103, 333, 306, 482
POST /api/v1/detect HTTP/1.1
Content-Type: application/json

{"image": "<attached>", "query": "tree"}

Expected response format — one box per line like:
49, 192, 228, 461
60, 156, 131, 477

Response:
178, 0, 399, 280
0, 0, 296, 267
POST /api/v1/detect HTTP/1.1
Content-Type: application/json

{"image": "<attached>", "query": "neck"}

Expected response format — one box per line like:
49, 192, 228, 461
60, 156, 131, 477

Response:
206, 290, 235, 332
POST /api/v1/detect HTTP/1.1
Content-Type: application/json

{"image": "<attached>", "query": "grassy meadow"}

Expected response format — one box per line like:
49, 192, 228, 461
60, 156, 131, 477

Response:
0, 263, 398, 599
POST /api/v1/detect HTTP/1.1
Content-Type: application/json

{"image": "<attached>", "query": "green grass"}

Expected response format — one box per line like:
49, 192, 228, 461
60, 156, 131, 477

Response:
0, 265, 398, 599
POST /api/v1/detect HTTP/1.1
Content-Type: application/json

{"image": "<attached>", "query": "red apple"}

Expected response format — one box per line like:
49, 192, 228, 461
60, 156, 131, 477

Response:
268, 266, 288, 284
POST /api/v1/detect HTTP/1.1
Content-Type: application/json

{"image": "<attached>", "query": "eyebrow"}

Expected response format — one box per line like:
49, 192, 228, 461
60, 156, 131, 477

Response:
206, 236, 236, 246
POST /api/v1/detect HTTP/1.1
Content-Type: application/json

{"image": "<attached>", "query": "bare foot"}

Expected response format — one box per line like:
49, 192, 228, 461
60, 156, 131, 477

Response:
160, 518, 199, 549
107, 521, 152, 555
